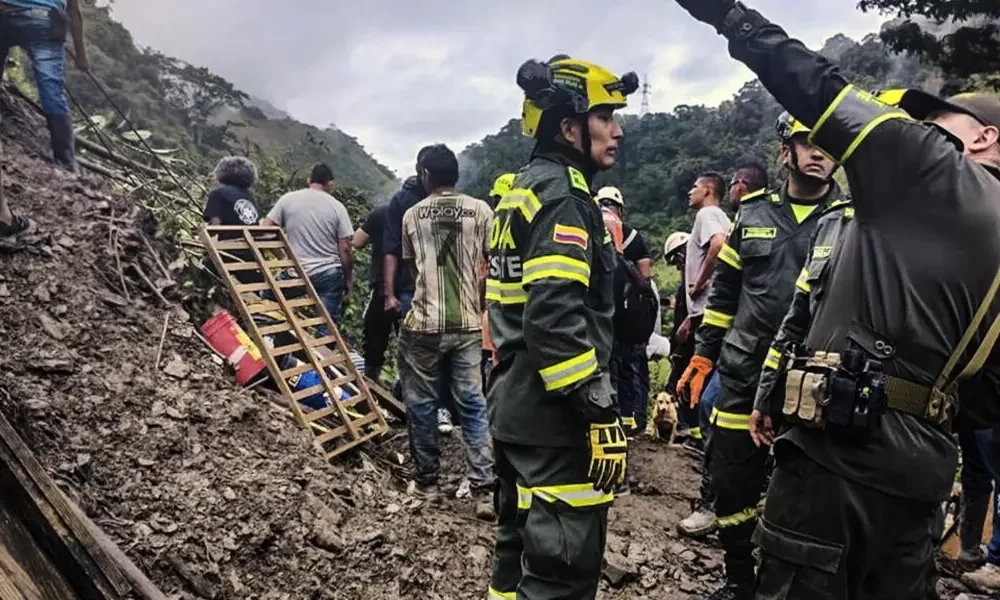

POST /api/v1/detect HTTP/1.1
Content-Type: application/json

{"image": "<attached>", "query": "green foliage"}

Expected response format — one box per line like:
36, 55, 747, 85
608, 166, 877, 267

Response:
66, 0, 395, 196
857, 0, 1000, 93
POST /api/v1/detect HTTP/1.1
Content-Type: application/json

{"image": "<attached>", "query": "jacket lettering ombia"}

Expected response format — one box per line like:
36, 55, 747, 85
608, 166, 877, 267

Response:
694, 183, 844, 424
486, 150, 617, 448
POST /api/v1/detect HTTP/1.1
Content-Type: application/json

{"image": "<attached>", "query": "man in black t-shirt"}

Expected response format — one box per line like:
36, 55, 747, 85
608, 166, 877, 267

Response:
202, 156, 262, 285
596, 186, 653, 438
353, 203, 394, 381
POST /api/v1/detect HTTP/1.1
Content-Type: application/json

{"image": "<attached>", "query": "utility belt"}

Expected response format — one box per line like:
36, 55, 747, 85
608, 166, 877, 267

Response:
781, 343, 954, 433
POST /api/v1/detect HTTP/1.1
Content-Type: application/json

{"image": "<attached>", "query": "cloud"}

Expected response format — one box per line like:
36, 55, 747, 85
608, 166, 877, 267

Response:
106, 0, 886, 178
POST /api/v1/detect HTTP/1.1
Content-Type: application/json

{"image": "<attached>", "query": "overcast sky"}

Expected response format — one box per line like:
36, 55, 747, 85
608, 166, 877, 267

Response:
106, 0, 887, 177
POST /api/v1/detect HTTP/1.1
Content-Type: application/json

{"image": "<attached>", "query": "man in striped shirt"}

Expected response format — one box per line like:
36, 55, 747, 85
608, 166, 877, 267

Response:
398, 144, 494, 496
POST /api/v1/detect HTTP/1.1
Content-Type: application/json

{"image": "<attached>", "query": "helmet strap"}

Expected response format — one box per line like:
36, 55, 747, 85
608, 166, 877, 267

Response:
786, 141, 835, 187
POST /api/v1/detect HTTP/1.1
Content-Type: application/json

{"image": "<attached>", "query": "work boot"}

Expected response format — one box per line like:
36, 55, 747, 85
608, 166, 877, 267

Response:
46, 114, 76, 172
702, 583, 752, 600
965, 563, 1000, 593
960, 493, 991, 570
437, 408, 454, 434
678, 500, 717, 538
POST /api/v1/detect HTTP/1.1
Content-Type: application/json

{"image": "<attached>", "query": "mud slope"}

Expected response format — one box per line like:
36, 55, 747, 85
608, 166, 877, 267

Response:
0, 91, 968, 600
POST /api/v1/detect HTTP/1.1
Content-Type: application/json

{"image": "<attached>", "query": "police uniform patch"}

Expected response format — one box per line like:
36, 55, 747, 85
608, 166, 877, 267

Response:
553, 224, 589, 249
742, 226, 777, 240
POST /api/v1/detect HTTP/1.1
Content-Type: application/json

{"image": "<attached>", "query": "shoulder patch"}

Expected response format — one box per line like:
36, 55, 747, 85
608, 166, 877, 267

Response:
567, 167, 591, 195
553, 223, 589, 250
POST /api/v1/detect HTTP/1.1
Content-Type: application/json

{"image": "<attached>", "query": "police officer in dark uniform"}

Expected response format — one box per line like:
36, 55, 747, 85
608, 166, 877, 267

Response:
676, 112, 845, 600
485, 55, 638, 599
672, 0, 1000, 597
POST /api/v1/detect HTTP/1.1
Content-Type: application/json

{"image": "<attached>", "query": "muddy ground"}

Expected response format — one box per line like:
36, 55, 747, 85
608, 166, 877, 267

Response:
0, 88, 975, 600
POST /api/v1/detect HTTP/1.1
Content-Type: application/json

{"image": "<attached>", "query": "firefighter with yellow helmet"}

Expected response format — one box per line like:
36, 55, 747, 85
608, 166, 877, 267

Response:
676, 110, 845, 599
486, 54, 637, 599
489, 172, 516, 208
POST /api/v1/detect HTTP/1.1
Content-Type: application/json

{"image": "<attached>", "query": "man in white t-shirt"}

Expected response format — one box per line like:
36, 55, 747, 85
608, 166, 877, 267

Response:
681, 172, 732, 343
262, 163, 354, 336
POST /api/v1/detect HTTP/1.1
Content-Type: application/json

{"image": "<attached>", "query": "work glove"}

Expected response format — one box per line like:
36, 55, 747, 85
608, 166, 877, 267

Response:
673, 0, 736, 29
676, 355, 714, 409
588, 419, 628, 493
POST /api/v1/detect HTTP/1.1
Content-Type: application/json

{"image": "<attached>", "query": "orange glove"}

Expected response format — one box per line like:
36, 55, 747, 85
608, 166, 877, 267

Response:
676, 355, 714, 409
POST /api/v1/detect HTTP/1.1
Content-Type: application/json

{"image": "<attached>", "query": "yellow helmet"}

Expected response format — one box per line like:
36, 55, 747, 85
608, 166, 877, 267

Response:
873, 88, 907, 107
490, 173, 516, 198
595, 185, 624, 208
775, 111, 810, 142
517, 54, 639, 138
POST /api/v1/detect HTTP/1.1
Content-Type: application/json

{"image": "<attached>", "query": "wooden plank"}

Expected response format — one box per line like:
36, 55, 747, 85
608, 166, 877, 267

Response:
362, 376, 407, 422
0, 413, 132, 599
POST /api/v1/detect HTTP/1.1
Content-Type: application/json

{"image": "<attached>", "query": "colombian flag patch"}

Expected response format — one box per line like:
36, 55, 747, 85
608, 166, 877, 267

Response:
553, 224, 588, 249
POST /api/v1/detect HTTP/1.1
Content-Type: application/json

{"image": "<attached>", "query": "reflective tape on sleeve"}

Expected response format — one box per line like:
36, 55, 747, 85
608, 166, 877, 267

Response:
488, 587, 517, 600
716, 507, 758, 528
809, 84, 913, 164
719, 243, 742, 270
763, 346, 781, 370
703, 309, 734, 330
538, 348, 598, 392
523, 255, 591, 287
796, 268, 812, 293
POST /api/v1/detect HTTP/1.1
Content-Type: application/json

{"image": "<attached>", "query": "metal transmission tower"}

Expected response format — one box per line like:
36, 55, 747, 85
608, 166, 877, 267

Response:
640, 75, 651, 116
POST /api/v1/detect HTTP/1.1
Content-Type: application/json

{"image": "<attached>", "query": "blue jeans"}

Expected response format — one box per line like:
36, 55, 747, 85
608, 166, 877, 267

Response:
398, 328, 493, 487
0, 9, 69, 116
308, 268, 345, 337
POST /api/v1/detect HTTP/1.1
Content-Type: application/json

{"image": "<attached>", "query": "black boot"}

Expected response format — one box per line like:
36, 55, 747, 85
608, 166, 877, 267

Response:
45, 114, 76, 172
959, 492, 991, 570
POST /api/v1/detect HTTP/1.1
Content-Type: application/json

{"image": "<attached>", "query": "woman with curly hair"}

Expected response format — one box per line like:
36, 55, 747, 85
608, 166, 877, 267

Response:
203, 155, 262, 284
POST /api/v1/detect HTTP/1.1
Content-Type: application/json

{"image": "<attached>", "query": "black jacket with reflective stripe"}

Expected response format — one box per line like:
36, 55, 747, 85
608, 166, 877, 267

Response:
694, 182, 843, 415
486, 148, 617, 448
717, 5, 1000, 501
754, 201, 854, 412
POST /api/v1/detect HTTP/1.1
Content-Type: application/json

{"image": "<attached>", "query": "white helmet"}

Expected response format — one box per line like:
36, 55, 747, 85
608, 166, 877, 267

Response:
664, 232, 690, 259
595, 186, 624, 207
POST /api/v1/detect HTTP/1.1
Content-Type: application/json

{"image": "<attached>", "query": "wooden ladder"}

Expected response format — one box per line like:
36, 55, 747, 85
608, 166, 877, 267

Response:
200, 225, 388, 460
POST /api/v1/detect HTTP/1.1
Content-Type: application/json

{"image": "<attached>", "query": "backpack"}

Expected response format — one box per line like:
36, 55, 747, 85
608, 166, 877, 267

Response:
613, 256, 658, 344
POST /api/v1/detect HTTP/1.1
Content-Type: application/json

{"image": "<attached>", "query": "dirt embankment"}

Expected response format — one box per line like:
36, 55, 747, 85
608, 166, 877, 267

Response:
0, 89, 970, 600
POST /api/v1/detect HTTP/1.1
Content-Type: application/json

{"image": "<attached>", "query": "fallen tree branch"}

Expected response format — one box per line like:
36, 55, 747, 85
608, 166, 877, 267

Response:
139, 233, 171, 281
130, 262, 168, 306
154, 314, 170, 369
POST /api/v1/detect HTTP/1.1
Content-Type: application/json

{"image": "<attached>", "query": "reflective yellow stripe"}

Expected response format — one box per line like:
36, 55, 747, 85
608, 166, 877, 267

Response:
808, 84, 913, 163
488, 588, 516, 600
496, 188, 542, 223
703, 309, 734, 330
538, 348, 598, 392
689, 427, 702, 440
845, 207, 855, 219
486, 278, 527, 305
763, 346, 781, 370
716, 507, 758, 528
711, 407, 751, 430
796, 267, 812, 293
522, 255, 590, 287
623, 417, 637, 428
841, 112, 911, 162
517, 482, 614, 509
719, 243, 741, 270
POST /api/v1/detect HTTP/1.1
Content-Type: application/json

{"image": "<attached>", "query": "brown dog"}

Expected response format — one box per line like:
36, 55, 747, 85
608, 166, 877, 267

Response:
650, 391, 680, 444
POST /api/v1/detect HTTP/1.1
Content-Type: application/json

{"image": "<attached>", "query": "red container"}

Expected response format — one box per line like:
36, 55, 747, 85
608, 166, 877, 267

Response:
200, 310, 267, 386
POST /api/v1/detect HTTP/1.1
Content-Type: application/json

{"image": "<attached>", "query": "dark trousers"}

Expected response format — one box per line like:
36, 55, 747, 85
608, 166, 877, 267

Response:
490, 441, 611, 599
668, 315, 701, 435
754, 442, 940, 599
362, 290, 398, 381
617, 343, 650, 433
708, 425, 769, 590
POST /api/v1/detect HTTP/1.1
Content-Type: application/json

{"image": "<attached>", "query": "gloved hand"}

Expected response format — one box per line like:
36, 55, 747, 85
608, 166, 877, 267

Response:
673, 0, 736, 28
676, 355, 714, 409
588, 419, 628, 493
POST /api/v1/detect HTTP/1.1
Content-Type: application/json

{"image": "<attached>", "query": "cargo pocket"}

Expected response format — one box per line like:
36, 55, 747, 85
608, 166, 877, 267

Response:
522, 493, 608, 586
718, 327, 764, 396
753, 518, 844, 600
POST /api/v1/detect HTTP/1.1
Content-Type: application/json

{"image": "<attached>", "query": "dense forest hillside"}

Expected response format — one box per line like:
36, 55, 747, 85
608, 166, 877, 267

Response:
458, 34, 941, 261
60, 1, 396, 195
